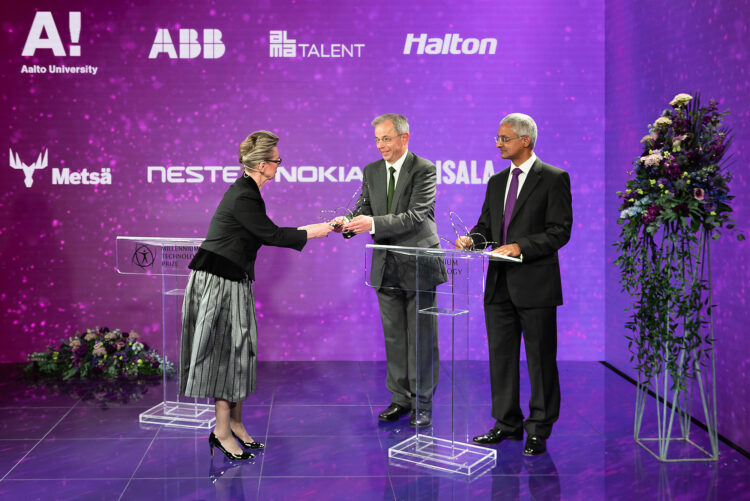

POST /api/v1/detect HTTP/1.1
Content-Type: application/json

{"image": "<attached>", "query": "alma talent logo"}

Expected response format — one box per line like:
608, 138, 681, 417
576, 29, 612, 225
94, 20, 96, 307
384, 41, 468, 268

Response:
8, 147, 112, 188
149, 28, 225, 59
268, 30, 365, 58
20, 11, 99, 75
403, 33, 497, 55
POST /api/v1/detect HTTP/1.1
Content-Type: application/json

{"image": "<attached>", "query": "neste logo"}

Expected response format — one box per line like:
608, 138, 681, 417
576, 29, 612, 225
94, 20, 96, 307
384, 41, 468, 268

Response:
149, 29, 225, 59
403, 33, 497, 55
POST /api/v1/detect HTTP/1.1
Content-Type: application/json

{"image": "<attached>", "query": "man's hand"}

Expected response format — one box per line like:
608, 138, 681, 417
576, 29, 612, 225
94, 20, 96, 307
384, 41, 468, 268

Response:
489, 243, 521, 257
343, 215, 373, 234
330, 216, 348, 233
455, 236, 473, 250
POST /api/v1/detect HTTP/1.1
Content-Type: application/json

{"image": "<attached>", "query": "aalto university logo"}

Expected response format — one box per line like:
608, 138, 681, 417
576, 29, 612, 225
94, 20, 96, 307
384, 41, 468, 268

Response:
9, 148, 48, 188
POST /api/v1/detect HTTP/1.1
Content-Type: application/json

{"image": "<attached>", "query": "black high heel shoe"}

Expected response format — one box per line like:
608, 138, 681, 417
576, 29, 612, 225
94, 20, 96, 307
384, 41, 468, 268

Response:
232, 431, 265, 450
209, 432, 255, 460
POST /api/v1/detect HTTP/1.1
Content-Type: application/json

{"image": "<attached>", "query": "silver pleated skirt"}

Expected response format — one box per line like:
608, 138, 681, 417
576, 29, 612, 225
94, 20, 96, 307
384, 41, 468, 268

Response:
179, 270, 257, 402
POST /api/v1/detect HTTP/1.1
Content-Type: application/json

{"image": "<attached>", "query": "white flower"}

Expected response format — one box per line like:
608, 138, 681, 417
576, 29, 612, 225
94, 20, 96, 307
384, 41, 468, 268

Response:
669, 93, 693, 107
641, 153, 662, 166
654, 117, 672, 127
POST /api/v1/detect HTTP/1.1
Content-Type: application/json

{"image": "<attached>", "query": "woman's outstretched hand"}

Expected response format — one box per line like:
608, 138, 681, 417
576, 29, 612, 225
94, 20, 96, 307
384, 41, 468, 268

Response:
299, 222, 334, 240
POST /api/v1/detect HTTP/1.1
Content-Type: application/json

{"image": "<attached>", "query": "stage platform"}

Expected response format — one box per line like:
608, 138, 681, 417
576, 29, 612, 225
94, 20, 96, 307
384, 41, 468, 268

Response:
0, 361, 746, 500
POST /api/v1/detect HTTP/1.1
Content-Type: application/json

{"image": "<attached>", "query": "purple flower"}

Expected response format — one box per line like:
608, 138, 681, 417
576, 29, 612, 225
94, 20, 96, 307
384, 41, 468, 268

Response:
694, 187, 705, 200
76, 346, 88, 357
122, 332, 129, 339
642, 204, 662, 224
704, 201, 717, 212
665, 161, 682, 179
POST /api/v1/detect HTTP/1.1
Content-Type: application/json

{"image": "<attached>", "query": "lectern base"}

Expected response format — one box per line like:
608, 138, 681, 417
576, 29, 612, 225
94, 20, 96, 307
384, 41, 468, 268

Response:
388, 435, 496, 477
139, 401, 216, 429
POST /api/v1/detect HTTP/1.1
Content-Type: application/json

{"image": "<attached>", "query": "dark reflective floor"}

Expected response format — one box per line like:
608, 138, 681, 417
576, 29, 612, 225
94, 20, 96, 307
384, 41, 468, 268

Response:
0, 361, 746, 500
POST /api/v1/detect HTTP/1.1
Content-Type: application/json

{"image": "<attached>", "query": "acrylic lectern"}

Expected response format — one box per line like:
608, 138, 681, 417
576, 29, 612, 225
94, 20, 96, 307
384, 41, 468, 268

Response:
116, 236, 215, 429
365, 244, 520, 477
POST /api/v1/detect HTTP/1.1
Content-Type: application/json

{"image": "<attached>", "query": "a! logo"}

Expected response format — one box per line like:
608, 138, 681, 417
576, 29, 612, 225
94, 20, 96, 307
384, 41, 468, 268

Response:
22, 12, 82, 57
132, 244, 155, 269
9, 148, 48, 188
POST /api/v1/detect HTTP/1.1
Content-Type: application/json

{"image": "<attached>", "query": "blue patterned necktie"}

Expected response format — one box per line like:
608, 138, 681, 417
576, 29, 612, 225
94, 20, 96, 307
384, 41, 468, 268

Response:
503, 168, 522, 244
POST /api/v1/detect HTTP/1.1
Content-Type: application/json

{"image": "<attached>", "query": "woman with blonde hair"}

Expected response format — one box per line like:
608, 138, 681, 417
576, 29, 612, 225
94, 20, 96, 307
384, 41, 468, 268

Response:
180, 130, 332, 460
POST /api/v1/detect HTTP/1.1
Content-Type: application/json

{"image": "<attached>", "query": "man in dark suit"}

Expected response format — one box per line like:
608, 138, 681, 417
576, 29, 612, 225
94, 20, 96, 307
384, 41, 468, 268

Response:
457, 113, 572, 455
344, 113, 446, 427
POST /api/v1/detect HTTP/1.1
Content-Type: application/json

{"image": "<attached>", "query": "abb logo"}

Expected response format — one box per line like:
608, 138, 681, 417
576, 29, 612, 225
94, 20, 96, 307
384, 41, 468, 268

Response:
148, 29, 225, 59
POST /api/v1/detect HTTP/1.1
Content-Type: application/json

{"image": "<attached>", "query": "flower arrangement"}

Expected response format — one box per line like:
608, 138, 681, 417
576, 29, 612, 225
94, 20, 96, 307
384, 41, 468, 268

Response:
25, 327, 174, 380
614, 92, 743, 389
617, 92, 741, 238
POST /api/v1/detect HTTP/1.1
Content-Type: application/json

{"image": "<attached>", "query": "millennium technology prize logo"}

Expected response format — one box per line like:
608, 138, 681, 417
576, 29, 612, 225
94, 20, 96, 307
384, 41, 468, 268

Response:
132, 244, 155, 269
268, 30, 364, 58
20, 11, 99, 75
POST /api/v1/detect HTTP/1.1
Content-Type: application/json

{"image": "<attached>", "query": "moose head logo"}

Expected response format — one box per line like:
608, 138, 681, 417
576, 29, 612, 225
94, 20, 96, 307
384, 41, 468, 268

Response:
9, 148, 48, 188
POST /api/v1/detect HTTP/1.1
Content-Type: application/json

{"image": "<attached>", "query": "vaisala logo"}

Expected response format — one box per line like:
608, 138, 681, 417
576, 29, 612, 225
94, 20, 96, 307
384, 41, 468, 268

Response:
8, 147, 112, 188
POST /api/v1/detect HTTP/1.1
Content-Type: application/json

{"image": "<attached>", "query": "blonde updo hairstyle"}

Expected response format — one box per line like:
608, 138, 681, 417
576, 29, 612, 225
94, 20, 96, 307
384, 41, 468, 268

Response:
239, 130, 279, 172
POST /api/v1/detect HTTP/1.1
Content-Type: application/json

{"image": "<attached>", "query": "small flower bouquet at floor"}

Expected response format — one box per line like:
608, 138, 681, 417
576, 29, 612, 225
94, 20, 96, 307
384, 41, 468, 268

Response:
25, 327, 174, 380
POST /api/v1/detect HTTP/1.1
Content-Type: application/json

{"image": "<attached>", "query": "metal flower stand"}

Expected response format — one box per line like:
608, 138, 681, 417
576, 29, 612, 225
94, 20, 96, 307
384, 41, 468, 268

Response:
116, 236, 215, 429
633, 234, 719, 462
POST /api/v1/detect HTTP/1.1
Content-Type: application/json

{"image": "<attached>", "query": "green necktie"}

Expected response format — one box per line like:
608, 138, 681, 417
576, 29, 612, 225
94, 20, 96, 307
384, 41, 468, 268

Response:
386, 166, 396, 213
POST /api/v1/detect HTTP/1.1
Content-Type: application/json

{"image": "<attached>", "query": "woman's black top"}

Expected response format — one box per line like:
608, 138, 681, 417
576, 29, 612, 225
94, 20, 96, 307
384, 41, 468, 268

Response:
189, 175, 307, 281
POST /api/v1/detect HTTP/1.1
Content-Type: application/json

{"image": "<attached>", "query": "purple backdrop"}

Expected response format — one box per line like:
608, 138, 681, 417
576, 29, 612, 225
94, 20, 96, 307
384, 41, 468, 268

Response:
1, 1, 604, 363
605, 1, 750, 451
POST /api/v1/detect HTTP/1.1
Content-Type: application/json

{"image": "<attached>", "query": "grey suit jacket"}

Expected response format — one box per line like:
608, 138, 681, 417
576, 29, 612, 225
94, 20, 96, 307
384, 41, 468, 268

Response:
356, 151, 447, 290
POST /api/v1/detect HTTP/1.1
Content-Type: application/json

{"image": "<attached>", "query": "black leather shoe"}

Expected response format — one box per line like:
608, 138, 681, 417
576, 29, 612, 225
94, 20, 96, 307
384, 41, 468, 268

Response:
232, 431, 265, 450
472, 427, 523, 445
523, 435, 547, 456
409, 410, 432, 428
378, 403, 411, 421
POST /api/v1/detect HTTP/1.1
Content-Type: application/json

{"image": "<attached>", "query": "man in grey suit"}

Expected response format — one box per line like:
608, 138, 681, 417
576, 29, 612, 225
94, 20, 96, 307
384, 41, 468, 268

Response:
343, 113, 446, 427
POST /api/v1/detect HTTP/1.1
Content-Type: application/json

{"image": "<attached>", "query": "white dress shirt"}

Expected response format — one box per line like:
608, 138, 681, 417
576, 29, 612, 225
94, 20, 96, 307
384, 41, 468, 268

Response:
503, 153, 537, 205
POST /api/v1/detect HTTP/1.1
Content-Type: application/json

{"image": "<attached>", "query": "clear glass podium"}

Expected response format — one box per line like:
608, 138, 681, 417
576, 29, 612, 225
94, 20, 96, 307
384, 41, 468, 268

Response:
116, 236, 215, 429
365, 244, 516, 477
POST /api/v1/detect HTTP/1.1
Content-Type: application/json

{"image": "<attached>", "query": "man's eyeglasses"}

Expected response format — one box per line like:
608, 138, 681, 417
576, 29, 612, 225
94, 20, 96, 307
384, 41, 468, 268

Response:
265, 158, 282, 165
494, 135, 527, 143
375, 135, 402, 145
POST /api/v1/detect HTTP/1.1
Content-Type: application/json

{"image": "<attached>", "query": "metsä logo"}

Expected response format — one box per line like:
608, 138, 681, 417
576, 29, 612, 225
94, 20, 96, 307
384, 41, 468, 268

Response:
268, 30, 365, 58
9, 148, 48, 188
403, 33, 497, 55
9, 147, 113, 188
149, 28, 225, 59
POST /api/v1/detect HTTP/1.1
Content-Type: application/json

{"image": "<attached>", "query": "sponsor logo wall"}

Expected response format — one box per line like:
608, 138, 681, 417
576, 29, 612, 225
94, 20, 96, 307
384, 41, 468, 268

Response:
1, 1, 605, 363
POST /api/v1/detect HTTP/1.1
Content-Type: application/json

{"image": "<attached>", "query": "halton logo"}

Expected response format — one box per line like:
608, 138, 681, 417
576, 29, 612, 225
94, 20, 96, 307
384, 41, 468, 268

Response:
132, 244, 155, 269
9, 148, 48, 188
